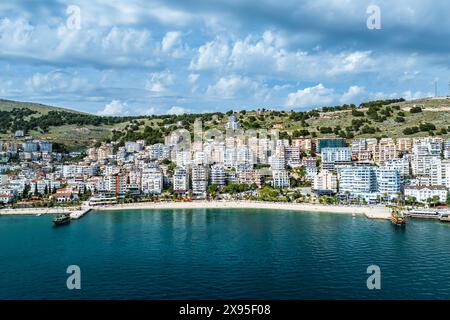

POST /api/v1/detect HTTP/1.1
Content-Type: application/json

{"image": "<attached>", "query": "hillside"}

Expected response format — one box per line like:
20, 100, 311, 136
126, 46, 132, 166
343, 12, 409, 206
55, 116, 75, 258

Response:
0, 99, 85, 115
0, 100, 145, 150
1, 97, 450, 151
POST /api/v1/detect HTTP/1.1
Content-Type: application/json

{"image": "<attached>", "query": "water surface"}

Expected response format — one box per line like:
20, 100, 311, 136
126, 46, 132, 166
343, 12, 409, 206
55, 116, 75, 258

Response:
1, 209, 449, 299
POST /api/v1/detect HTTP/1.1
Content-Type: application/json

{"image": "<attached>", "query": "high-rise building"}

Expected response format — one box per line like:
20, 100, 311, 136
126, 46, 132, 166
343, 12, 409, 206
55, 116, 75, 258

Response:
173, 167, 189, 193
191, 164, 208, 196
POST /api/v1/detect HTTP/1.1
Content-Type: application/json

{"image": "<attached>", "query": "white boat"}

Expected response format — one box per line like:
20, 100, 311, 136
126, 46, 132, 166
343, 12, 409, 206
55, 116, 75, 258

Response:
408, 209, 440, 218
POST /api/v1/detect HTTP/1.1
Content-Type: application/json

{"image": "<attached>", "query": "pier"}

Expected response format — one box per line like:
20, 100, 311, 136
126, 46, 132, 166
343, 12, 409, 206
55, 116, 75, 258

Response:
68, 201, 92, 220
69, 207, 92, 220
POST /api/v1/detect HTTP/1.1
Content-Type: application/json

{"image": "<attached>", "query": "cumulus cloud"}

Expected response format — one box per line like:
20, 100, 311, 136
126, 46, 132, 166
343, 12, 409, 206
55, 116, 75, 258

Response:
206, 75, 267, 99
340, 86, 366, 104
145, 70, 175, 92
167, 106, 188, 115
190, 39, 229, 70
285, 84, 336, 109
161, 31, 181, 52
0, 1, 448, 114
97, 100, 129, 116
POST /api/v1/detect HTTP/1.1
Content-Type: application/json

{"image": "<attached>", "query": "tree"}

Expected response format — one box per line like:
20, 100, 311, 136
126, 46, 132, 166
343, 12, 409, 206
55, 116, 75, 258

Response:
22, 184, 31, 199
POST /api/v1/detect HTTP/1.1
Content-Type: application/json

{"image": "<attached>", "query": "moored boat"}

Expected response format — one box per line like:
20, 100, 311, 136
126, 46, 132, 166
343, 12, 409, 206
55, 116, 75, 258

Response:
53, 214, 71, 226
407, 209, 440, 218
390, 208, 406, 226
439, 213, 450, 223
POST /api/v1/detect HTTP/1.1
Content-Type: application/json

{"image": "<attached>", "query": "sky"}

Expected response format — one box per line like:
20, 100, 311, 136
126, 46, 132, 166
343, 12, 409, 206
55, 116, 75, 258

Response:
0, 0, 449, 116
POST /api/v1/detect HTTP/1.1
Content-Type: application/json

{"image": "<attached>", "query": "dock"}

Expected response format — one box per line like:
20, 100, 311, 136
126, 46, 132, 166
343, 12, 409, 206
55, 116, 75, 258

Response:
69, 207, 92, 220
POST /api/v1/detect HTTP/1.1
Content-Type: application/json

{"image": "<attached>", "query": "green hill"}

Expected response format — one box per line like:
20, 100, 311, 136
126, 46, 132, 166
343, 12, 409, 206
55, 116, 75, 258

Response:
0, 99, 85, 115
1, 97, 450, 152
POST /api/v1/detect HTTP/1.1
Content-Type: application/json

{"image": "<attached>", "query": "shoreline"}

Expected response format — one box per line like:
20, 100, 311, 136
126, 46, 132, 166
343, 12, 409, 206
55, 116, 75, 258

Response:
94, 201, 391, 219
0, 201, 391, 220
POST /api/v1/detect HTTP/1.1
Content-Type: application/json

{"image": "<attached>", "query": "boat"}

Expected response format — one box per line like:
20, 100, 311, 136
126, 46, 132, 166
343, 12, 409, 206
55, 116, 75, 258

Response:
407, 209, 440, 218
53, 214, 71, 226
439, 213, 450, 223
390, 208, 406, 226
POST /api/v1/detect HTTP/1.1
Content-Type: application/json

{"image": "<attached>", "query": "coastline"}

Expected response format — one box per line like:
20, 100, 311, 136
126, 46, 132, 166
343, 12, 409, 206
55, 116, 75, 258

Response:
0, 201, 391, 219
94, 201, 392, 219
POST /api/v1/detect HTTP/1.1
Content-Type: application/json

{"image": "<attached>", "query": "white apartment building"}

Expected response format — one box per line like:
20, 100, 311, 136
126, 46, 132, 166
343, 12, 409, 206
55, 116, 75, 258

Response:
269, 154, 286, 170
191, 164, 208, 196
313, 170, 337, 193
376, 167, 402, 199
224, 148, 237, 167
404, 185, 448, 204
384, 158, 410, 177
272, 170, 290, 189
210, 164, 226, 186
141, 166, 163, 194
173, 167, 189, 193
430, 159, 450, 188
321, 147, 351, 162
284, 146, 301, 167
338, 167, 378, 196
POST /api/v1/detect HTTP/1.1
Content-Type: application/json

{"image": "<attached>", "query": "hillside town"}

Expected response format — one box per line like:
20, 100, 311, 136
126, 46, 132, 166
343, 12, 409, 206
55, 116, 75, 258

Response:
1, 115, 450, 209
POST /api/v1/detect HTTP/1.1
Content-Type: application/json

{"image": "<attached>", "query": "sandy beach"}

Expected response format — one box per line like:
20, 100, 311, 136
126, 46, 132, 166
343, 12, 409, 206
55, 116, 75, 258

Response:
0, 201, 392, 219
93, 201, 391, 220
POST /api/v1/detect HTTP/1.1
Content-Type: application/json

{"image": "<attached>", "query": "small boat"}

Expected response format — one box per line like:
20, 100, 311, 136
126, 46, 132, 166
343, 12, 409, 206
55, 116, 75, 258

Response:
390, 208, 406, 227
53, 214, 71, 226
439, 213, 450, 223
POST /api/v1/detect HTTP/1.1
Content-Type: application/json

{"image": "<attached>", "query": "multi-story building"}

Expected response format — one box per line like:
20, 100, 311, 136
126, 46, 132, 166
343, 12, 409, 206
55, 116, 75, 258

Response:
107, 174, 127, 196
404, 185, 448, 204
316, 138, 346, 153
313, 170, 337, 194
284, 146, 301, 167
210, 164, 226, 186
269, 154, 286, 170
272, 170, 290, 189
376, 167, 402, 199
173, 166, 189, 194
191, 164, 208, 196
338, 167, 378, 199
303, 157, 317, 181
141, 166, 163, 195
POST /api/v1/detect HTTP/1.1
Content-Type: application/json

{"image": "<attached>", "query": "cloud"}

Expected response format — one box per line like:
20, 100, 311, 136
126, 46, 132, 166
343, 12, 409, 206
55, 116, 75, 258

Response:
161, 31, 181, 52
25, 70, 89, 93
206, 75, 267, 99
97, 100, 129, 116
340, 85, 366, 104
145, 70, 175, 92
285, 84, 336, 109
167, 106, 188, 115
0, 1, 449, 114
190, 39, 229, 70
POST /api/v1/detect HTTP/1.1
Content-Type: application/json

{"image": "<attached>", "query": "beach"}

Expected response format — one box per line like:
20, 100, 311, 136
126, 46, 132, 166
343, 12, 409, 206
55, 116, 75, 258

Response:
0, 201, 391, 219
95, 201, 391, 219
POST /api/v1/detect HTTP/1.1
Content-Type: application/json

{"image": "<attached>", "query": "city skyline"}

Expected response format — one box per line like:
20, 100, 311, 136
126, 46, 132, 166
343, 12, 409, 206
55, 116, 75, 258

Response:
1, 0, 449, 116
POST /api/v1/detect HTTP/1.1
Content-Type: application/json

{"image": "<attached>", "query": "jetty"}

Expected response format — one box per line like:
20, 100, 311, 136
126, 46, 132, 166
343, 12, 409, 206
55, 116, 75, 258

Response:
69, 207, 91, 220
69, 202, 92, 220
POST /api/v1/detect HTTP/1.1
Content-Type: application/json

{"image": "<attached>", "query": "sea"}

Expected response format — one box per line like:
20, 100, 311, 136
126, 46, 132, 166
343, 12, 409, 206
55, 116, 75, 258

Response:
1, 208, 450, 299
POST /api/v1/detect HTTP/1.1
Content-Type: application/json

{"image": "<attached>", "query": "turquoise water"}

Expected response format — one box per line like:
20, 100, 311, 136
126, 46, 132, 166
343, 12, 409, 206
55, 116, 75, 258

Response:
1, 208, 450, 300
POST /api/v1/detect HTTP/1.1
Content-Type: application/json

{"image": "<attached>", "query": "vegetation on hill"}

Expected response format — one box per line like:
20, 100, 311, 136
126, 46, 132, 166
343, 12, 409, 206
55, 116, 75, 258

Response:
1, 97, 450, 151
